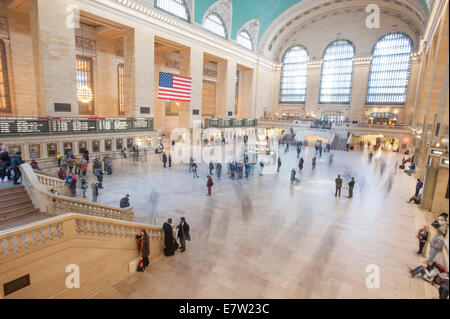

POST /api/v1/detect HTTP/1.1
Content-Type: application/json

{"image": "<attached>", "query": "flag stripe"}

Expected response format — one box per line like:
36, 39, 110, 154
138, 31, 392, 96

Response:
158, 93, 191, 99
158, 72, 192, 102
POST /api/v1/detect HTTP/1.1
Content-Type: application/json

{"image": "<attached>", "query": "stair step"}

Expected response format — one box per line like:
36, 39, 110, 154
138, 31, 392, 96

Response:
0, 208, 40, 225
0, 186, 26, 196
0, 199, 33, 210
0, 194, 29, 205
0, 203, 35, 215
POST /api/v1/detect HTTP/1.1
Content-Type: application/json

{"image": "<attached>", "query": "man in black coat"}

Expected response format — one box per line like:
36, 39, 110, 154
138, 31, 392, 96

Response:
162, 153, 168, 168
177, 217, 191, 252
0, 148, 11, 182
120, 194, 130, 208
163, 218, 177, 256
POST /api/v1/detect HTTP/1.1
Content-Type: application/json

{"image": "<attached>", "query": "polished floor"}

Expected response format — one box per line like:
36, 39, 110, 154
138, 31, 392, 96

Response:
45, 147, 438, 298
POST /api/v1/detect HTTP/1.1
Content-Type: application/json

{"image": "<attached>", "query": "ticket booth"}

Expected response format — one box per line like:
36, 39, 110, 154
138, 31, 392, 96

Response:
8, 145, 21, 154
105, 139, 112, 152
63, 142, 73, 155
47, 143, 57, 157
92, 140, 100, 153
78, 141, 87, 154
127, 138, 133, 149
29, 144, 41, 159
116, 139, 123, 151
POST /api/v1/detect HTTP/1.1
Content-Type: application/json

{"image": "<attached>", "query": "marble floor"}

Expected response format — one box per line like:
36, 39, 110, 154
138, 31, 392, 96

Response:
44, 147, 439, 299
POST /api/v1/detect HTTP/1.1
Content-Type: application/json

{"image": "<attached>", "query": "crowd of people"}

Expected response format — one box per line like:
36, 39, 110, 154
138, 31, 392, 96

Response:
0, 147, 25, 185
410, 214, 448, 299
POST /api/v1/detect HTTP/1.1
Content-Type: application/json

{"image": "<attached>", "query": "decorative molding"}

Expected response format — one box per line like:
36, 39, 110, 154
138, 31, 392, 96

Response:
260, 0, 427, 56
203, 68, 217, 78
75, 36, 97, 55
0, 16, 9, 40
165, 59, 179, 70
203, 0, 232, 39
237, 18, 260, 50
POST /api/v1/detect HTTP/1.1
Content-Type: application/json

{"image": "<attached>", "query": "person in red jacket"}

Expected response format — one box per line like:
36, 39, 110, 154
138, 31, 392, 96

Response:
206, 175, 214, 196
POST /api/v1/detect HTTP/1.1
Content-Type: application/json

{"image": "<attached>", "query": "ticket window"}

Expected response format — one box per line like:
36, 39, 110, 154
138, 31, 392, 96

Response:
79, 141, 87, 154
105, 139, 112, 152
63, 142, 73, 156
116, 139, 123, 151
8, 145, 21, 155
127, 138, 133, 149
29, 144, 41, 159
47, 143, 57, 157
136, 137, 144, 149
92, 140, 100, 153
145, 137, 152, 148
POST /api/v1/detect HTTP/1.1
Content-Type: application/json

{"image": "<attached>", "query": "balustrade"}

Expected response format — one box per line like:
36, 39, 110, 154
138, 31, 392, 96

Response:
0, 214, 163, 264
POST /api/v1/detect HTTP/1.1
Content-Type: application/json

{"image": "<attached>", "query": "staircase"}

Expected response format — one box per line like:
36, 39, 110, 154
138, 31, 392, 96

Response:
331, 137, 348, 151
0, 185, 40, 225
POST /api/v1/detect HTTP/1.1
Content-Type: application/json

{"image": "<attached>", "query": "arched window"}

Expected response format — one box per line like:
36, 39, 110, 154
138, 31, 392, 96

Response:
280, 46, 309, 103
236, 30, 253, 50
319, 40, 355, 104
366, 33, 413, 104
203, 13, 227, 38
0, 40, 11, 113
155, 0, 190, 21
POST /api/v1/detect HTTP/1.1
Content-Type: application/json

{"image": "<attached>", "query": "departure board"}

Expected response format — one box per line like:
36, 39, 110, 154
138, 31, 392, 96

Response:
0, 118, 50, 135
0, 117, 155, 137
51, 119, 97, 133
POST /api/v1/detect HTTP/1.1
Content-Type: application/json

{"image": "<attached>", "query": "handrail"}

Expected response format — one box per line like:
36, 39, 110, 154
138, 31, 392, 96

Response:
0, 212, 164, 264
20, 164, 135, 221
35, 173, 66, 189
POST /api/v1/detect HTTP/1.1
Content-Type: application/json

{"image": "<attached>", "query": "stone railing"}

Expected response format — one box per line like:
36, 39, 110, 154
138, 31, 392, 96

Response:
20, 163, 134, 222
35, 173, 66, 189
0, 213, 165, 298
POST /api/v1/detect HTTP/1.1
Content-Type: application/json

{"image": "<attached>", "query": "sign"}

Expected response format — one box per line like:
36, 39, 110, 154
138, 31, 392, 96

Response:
0, 118, 50, 135
98, 119, 132, 131
204, 118, 258, 129
51, 119, 97, 133
0, 117, 154, 137
441, 158, 449, 168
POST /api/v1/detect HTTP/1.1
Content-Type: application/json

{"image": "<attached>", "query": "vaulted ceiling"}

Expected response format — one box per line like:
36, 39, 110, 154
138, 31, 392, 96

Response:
194, 0, 430, 42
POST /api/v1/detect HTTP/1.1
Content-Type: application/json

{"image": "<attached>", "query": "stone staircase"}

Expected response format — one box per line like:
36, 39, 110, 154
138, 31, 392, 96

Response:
0, 185, 40, 225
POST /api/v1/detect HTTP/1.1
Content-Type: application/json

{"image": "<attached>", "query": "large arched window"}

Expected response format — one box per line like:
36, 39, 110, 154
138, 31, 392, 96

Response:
236, 30, 253, 51
0, 40, 11, 113
280, 46, 309, 103
366, 33, 413, 104
319, 40, 355, 104
203, 13, 227, 38
155, 0, 189, 21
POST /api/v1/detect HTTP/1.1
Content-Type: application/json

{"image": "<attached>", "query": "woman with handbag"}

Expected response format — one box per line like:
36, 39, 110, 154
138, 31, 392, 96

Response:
417, 225, 429, 255
136, 230, 150, 270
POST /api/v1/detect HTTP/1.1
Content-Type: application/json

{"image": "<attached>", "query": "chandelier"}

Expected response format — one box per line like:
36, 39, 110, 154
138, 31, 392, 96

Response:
77, 85, 93, 103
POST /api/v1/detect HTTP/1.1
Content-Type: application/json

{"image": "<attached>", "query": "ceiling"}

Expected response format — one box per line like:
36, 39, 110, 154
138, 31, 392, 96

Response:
194, 0, 430, 41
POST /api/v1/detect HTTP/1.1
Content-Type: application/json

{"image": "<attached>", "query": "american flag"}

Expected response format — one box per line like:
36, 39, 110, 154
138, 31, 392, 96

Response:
158, 72, 192, 102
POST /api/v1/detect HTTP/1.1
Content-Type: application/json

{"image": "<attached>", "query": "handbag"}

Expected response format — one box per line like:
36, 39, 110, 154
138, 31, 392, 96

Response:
431, 220, 440, 230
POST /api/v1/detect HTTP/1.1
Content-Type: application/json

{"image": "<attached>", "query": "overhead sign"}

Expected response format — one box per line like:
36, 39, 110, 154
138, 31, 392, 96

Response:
0, 117, 154, 137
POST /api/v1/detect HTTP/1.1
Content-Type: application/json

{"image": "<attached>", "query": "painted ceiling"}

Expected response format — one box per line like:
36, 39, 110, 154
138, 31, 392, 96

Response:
194, 0, 429, 41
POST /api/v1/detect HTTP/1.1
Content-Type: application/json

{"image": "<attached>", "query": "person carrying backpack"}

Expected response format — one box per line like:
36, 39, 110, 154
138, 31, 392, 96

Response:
81, 178, 88, 198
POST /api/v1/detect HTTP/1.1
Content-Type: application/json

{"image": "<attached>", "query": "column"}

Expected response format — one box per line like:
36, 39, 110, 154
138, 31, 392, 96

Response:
349, 60, 370, 122
216, 60, 236, 118
304, 64, 321, 116
29, 0, 78, 117
134, 27, 155, 118
123, 29, 135, 117
179, 47, 203, 129
96, 35, 117, 117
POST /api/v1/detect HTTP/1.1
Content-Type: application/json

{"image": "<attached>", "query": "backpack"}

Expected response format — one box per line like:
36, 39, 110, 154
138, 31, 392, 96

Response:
136, 260, 145, 272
